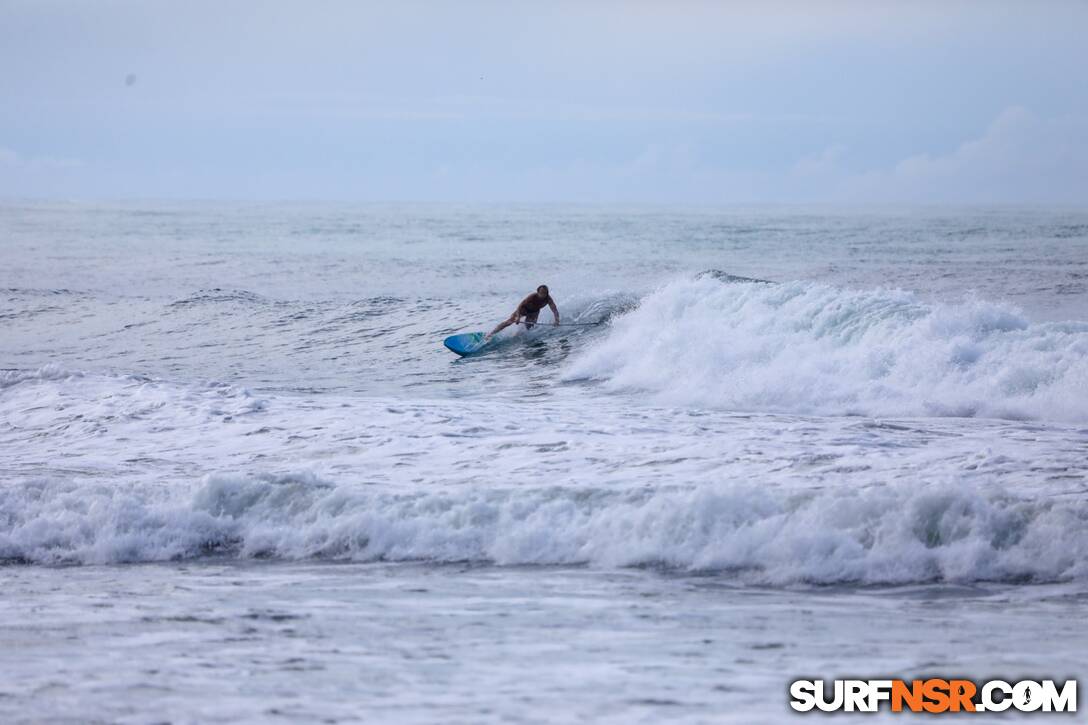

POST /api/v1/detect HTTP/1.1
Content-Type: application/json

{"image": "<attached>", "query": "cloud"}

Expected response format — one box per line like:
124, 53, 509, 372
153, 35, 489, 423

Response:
790, 145, 848, 181
2, 109, 1085, 204
0, 145, 85, 197
402, 107, 1088, 204
0, 146, 82, 171
887, 107, 1088, 201
795, 107, 1088, 203
486, 107, 1088, 204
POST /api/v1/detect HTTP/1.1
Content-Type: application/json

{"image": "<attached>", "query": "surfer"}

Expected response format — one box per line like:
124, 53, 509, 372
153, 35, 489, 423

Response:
487, 285, 559, 340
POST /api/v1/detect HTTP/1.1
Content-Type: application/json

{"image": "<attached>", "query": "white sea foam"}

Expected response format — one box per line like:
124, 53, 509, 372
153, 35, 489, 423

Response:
565, 277, 1088, 422
3, 366, 1087, 581
2, 472, 1085, 584
0, 362, 83, 389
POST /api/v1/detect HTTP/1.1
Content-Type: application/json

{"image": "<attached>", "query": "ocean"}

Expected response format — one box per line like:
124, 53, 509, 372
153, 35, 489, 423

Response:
2, 201, 1086, 722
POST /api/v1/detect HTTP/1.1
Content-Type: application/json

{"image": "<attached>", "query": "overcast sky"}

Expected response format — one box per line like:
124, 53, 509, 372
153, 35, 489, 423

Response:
2, 0, 1086, 203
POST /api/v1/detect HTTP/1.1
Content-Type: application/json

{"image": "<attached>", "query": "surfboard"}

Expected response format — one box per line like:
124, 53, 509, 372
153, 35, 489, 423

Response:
443, 332, 489, 356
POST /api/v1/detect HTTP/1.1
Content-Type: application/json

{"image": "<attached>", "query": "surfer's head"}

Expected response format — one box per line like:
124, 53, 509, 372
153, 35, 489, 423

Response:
537, 285, 549, 298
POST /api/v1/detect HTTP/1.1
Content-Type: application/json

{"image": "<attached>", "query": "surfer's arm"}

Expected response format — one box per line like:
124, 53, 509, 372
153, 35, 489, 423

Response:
548, 299, 559, 325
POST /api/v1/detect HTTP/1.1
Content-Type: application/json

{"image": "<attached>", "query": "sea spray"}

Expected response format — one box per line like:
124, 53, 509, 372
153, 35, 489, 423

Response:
2, 473, 1085, 584
565, 277, 1088, 422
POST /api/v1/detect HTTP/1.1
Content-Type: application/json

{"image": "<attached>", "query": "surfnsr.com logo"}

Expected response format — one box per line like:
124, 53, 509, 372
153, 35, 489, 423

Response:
790, 679, 1077, 713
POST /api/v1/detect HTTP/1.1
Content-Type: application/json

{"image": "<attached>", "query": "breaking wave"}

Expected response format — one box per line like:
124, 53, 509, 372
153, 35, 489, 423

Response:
0, 363, 83, 389
1, 473, 1085, 585
565, 277, 1088, 422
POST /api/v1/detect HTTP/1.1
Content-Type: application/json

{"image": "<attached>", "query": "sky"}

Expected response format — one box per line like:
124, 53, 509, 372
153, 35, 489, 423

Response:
1, 0, 1087, 203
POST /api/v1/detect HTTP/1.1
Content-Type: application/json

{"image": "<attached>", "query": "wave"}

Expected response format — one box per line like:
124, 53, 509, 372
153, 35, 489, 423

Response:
0, 363, 83, 389
168, 288, 274, 308
564, 276, 1088, 422
1, 473, 1084, 584
3, 287, 78, 298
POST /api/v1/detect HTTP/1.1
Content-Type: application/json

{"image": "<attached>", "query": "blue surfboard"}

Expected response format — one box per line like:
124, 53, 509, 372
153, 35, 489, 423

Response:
444, 332, 489, 356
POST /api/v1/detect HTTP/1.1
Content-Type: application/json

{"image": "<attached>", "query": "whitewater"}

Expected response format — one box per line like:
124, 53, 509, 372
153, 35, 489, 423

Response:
2, 202, 1086, 722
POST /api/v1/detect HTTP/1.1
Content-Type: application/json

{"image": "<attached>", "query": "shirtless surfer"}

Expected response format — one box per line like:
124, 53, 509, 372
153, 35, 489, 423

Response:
487, 285, 559, 340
